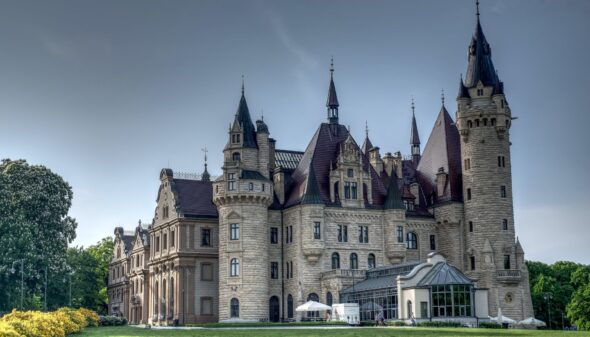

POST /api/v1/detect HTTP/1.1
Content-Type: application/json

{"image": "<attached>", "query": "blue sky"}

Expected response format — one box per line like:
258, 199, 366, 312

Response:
1, 0, 589, 264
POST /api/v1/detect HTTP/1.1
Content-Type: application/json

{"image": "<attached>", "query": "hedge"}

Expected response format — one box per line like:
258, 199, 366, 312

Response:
479, 322, 503, 329
416, 321, 463, 328
0, 307, 99, 337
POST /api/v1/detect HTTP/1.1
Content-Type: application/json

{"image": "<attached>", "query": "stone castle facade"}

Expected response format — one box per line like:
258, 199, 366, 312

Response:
108, 6, 534, 325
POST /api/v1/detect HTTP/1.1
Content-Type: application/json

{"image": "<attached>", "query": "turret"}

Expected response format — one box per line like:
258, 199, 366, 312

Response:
326, 58, 339, 124
410, 98, 421, 166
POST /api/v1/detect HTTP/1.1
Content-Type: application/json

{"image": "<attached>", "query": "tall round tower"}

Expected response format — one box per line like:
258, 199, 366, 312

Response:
456, 5, 533, 320
213, 84, 273, 321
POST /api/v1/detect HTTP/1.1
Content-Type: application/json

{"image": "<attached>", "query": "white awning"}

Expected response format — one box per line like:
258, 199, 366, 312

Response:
295, 300, 332, 312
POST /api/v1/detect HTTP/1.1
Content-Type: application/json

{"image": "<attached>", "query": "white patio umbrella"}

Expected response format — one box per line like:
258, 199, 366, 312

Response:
518, 317, 546, 327
295, 300, 332, 312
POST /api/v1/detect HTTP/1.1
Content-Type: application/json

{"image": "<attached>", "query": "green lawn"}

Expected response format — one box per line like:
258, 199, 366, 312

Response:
79, 326, 590, 337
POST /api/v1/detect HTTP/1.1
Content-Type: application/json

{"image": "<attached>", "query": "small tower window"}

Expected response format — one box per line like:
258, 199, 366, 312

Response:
469, 221, 473, 232
500, 186, 507, 198
467, 120, 473, 128
248, 182, 253, 191
230, 258, 239, 276
313, 222, 321, 240
406, 232, 417, 250
483, 118, 488, 126
232, 152, 241, 162
491, 118, 496, 126
498, 156, 506, 168
230, 223, 240, 240
467, 188, 472, 200
502, 219, 508, 230
477, 89, 484, 96
504, 255, 511, 270
475, 119, 480, 127
227, 173, 236, 191
347, 168, 354, 178
470, 256, 476, 270
396, 226, 404, 243
430, 235, 436, 251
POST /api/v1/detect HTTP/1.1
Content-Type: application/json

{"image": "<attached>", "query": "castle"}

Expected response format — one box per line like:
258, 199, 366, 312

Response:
108, 4, 534, 325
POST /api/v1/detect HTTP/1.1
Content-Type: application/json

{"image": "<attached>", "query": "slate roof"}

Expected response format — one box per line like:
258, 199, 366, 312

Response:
416, 105, 463, 203
300, 160, 323, 205
173, 179, 218, 218
326, 74, 339, 109
275, 150, 304, 170
241, 170, 269, 181
362, 136, 373, 154
284, 123, 387, 208
457, 75, 470, 99
384, 172, 404, 210
233, 93, 258, 149
122, 235, 134, 251
464, 18, 500, 88
417, 262, 473, 287
410, 112, 420, 145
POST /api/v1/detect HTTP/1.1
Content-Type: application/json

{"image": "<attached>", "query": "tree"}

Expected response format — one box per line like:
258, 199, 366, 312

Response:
0, 159, 77, 311
87, 237, 114, 314
567, 266, 590, 330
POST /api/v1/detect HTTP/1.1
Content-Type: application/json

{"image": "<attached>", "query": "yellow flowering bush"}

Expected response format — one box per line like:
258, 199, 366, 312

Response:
0, 321, 23, 337
0, 308, 100, 337
77, 308, 99, 327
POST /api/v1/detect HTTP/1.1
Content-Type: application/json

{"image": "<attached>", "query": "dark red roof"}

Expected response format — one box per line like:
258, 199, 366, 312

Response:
284, 123, 387, 208
173, 179, 218, 218
416, 105, 463, 203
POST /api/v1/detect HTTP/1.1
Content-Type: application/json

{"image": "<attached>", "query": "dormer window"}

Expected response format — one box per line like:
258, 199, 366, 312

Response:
477, 89, 484, 96
344, 182, 358, 199
231, 134, 241, 144
232, 152, 241, 162
347, 168, 354, 178
404, 200, 414, 211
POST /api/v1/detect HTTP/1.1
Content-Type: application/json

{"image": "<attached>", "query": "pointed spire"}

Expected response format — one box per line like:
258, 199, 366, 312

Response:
233, 79, 258, 148
457, 74, 470, 99
300, 161, 323, 204
464, 1, 500, 88
384, 173, 404, 210
362, 121, 374, 154
410, 97, 420, 146
201, 147, 210, 182
326, 57, 339, 124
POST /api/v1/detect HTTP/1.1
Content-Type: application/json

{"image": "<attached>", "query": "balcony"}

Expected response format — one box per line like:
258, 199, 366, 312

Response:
321, 269, 366, 280
497, 269, 521, 284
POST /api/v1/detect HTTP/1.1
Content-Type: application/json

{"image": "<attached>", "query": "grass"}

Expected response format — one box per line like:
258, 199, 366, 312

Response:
79, 326, 590, 337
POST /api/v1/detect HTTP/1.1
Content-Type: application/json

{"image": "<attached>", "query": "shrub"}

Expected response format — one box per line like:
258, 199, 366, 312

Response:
479, 322, 502, 329
1, 310, 66, 337
387, 320, 407, 326
99, 315, 127, 326
77, 308, 100, 327
359, 320, 376, 326
0, 321, 23, 337
417, 321, 463, 328
53, 308, 87, 334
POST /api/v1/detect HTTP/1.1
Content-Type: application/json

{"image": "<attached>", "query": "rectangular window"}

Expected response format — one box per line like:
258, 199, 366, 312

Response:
170, 230, 175, 247
230, 224, 239, 240
313, 222, 321, 240
270, 227, 278, 244
285, 262, 289, 279
470, 256, 476, 270
501, 186, 507, 198
338, 225, 348, 242
469, 221, 473, 233
359, 226, 368, 243
163, 233, 168, 250
504, 255, 511, 270
498, 156, 506, 168
464, 158, 471, 170
344, 182, 351, 199
227, 173, 236, 191
285, 226, 290, 244
201, 263, 213, 281
430, 235, 436, 251
347, 168, 354, 177
421, 302, 428, 319
156, 236, 160, 252
467, 188, 472, 200
351, 182, 357, 199
201, 297, 213, 315
201, 228, 211, 246
289, 226, 293, 243
271, 262, 279, 279
502, 219, 508, 231
397, 226, 404, 243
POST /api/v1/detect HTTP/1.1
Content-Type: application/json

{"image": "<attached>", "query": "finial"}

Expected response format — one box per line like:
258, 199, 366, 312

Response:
261, 108, 264, 121
365, 121, 369, 138
241, 75, 245, 95
441, 89, 445, 105
202, 146, 208, 167
476, 0, 480, 19
330, 57, 334, 77
138, 219, 141, 226
411, 96, 415, 115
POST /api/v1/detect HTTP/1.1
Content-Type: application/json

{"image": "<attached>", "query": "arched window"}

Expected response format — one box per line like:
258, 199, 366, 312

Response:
331, 252, 340, 269
307, 293, 320, 318
230, 258, 239, 276
475, 119, 480, 127
368, 253, 376, 269
406, 232, 418, 250
467, 120, 473, 128
491, 118, 496, 126
334, 182, 340, 201
287, 294, 294, 318
230, 298, 239, 318
350, 253, 358, 269
483, 118, 488, 126
232, 152, 241, 161
326, 292, 333, 306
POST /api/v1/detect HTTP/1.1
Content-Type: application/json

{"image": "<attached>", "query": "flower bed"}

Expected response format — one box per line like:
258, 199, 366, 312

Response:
0, 307, 99, 337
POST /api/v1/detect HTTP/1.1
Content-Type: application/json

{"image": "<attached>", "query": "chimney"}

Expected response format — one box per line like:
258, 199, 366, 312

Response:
368, 146, 383, 175
269, 138, 276, 172
382, 152, 395, 176
273, 167, 285, 205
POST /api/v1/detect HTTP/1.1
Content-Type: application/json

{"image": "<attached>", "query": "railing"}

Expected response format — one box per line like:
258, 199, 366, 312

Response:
173, 171, 218, 181
497, 270, 521, 283
320, 269, 366, 279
